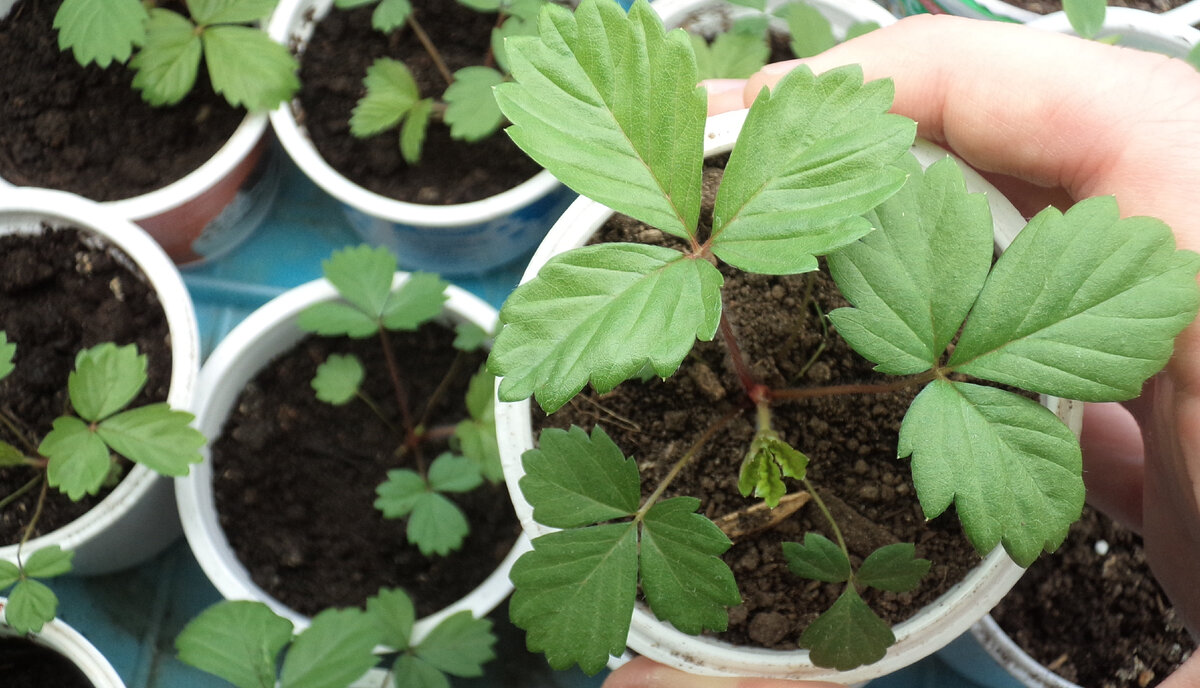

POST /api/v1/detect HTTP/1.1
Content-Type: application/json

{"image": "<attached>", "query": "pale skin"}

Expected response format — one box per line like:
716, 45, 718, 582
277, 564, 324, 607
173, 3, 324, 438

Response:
604, 14, 1200, 688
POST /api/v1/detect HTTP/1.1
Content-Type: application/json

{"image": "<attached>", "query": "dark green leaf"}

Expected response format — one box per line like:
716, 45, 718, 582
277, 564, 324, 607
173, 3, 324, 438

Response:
351, 58, 420, 138
444, 67, 505, 142
41, 416, 111, 500
54, 0, 148, 68
414, 611, 496, 677
519, 426, 640, 528
856, 543, 930, 593
800, 587, 894, 671
176, 601, 293, 688
280, 608, 381, 688
390, 655, 448, 688
782, 533, 851, 584
5, 579, 58, 635
97, 404, 205, 477
202, 25, 300, 111
69, 343, 147, 422
367, 588, 415, 650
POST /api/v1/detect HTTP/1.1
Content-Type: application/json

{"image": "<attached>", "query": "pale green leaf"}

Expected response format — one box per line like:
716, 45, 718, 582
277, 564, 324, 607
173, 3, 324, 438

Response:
0, 442, 26, 468
454, 420, 503, 483
295, 302, 380, 338
202, 25, 300, 111
41, 416, 111, 500
0, 332, 14, 380
380, 272, 448, 331
504, 0, 548, 23
777, 2, 835, 59
726, 0, 767, 8
845, 21, 880, 41
782, 533, 851, 584
374, 469, 426, 518
495, 0, 707, 239
280, 608, 381, 688
444, 67, 505, 142
427, 453, 483, 493
454, 322, 490, 351
400, 98, 434, 164
948, 196, 1200, 402
827, 156, 993, 375
97, 404, 205, 476
690, 32, 768, 81
414, 611, 496, 677
406, 493, 471, 556
856, 543, 930, 593
899, 379, 1084, 566
520, 426, 640, 528
129, 9, 203, 107
5, 579, 58, 635
176, 601, 293, 688
457, 0, 502, 10
22, 546, 74, 579
373, 0, 413, 33
312, 354, 364, 405
351, 58, 420, 138
737, 448, 786, 507
1063, 0, 1106, 39
322, 244, 398, 316
187, 0, 279, 25
1187, 43, 1200, 71
0, 561, 18, 589
710, 65, 915, 275
54, 0, 148, 68
367, 588, 415, 650
492, 243, 723, 413
69, 343, 147, 422
335, 0, 377, 6
390, 655, 449, 688
800, 587, 894, 671
509, 524, 638, 674
491, 12, 537, 74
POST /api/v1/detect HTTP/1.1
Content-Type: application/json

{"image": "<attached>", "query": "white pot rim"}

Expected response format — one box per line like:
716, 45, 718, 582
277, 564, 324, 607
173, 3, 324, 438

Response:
0, 601, 126, 688
971, 615, 1078, 688
176, 274, 523, 639
651, 0, 898, 32
1027, 6, 1200, 56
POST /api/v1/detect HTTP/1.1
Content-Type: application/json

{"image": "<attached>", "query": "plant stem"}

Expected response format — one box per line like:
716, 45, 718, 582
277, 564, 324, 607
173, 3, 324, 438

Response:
377, 328, 422, 472
407, 11, 454, 87
801, 476, 850, 565
0, 475, 42, 514
18, 478, 50, 554
357, 392, 401, 437
415, 351, 467, 434
636, 408, 741, 520
769, 370, 937, 403
719, 313, 768, 405
0, 408, 38, 456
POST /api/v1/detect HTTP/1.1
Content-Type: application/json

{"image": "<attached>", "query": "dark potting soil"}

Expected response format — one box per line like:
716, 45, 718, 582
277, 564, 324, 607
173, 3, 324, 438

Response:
1004, 0, 1188, 13
0, 0, 242, 201
536, 164, 983, 651
0, 636, 94, 688
211, 322, 520, 618
295, 0, 542, 205
0, 228, 172, 544
992, 506, 1196, 687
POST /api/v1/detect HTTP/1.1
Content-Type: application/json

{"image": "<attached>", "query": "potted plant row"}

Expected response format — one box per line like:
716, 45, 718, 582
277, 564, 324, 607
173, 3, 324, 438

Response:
484, 0, 1200, 683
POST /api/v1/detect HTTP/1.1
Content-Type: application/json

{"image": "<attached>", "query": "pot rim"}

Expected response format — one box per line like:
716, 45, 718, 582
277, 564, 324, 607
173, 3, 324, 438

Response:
0, 598, 127, 688
650, 0, 898, 33
1027, 6, 1200, 57
970, 615, 1079, 688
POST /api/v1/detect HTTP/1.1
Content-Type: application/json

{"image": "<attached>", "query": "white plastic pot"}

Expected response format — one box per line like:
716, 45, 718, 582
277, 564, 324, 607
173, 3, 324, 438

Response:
0, 599, 126, 688
176, 275, 528, 638
887, 0, 1200, 26
652, 0, 897, 35
0, 188, 200, 573
267, 0, 575, 276
1028, 6, 1200, 56
494, 109, 1086, 683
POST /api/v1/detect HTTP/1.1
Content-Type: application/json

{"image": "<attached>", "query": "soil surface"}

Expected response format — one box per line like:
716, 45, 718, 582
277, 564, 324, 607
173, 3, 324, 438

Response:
0, 636, 94, 688
992, 506, 1196, 687
0, 0, 242, 201
211, 322, 520, 618
1006, 0, 1188, 13
0, 228, 172, 545
295, 0, 541, 205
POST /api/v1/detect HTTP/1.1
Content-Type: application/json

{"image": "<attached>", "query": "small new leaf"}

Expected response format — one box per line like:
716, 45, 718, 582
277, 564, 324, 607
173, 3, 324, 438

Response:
312, 354, 364, 406
400, 98, 434, 164
800, 587, 894, 671
54, 0, 148, 69
454, 322, 490, 351
351, 58, 420, 138
0, 442, 26, 468
776, 2, 835, 59
202, 25, 300, 112
413, 611, 496, 677
372, 0, 414, 33
374, 465, 474, 556
176, 601, 294, 688
0, 331, 15, 380
1064, 0, 1106, 39
41, 416, 112, 500
444, 67, 505, 143
856, 543, 930, 593
4, 579, 58, 635
738, 430, 807, 507
129, 9, 203, 107
519, 425, 639, 528
782, 533, 851, 584
690, 32, 768, 80
97, 404, 205, 477
69, 343, 147, 423
279, 608, 381, 688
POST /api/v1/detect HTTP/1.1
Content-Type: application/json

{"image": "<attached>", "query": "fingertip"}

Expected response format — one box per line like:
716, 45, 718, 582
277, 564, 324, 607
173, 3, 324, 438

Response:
703, 78, 750, 116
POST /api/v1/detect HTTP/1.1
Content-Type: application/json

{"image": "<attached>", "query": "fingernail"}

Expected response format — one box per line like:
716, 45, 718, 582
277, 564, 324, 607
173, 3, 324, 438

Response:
700, 78, 746, 95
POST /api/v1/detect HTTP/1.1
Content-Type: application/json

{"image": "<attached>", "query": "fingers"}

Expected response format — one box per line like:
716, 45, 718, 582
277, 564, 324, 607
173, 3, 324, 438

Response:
601, 657, 844, 688
1079, 402, 1145, 532
705, 79, 749, 116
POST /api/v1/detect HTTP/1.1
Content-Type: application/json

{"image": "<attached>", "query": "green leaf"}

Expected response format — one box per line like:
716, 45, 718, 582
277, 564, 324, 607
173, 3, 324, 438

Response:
0, 560, 19, 590
726, 0, 767, 8
0, 442, 26, 468
69, 343, 147, 422
41, 416, 111, 500
519, 426, 640, 528
202, 25, 300, 111
738, 430, 807, 507
5, 579, 58, 635
335, 0, 377, 6
0, 332, 15, 380
187, 0, 279, 25
380, 272, 449, 331
782, 533, 851, 584
845, 21, 880, 41
406, 492, 471, 556
367, 588, 415, 651
509, 523, 638, 674
491, 243, 723, 413
453, 368, 503, 482
491, 11, 537, 74
777, 2, 835, 59
295, 302, 380, 338
710, 64, 914, 275
414, 611, 496, 677
640, 497, 740, 635
856, 543, 930, 593
899, 379, 1084, 566
374, 469, 426, 518
827, 156, 993, 375
130, 9, 203, 107
312, 354, 364, 405
690, 32, 768, 81
280, 607, 381, 688
391, 655, 449, 688
454, 322, 490, 351
495, 0, 707, 239
176, 601, 294, 688
948, 196, 1200, 402
463, 367, 494, 420
400, 98, 434, 164
1186, 42, 1200, 71
427, 453, 483, 493
323, 244, 398, 317
444, 67, 505, 142
800, 587, 894, 671
22, 546, 74, 579
1063, 0, 1106, 39
351, 58, 420, 138
373, 0, 413, 33
457, 0, 502, 10
54, 0, 148, 69
97, 404, 205, 477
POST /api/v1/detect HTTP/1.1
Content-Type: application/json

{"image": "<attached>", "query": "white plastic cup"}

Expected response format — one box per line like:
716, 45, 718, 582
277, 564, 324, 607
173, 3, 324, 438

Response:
0, 599, 127, 688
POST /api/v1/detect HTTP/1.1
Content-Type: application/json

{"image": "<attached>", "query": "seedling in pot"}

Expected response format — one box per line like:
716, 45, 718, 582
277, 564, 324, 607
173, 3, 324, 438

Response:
52, 0, 299, 110
0, 334, 204, 633
485, 0, 1200, 673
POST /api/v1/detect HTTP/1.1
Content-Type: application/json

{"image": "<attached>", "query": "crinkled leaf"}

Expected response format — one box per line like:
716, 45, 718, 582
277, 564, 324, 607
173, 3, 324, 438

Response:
0, 560, 18, 589
130, 9, 202, 106
187, 0, 279, 25
41, 416, 111, 500
738, 430, 807, 507
800, 587, 894, 671
782, 533, 851, 584
427, 453, 483, 493
367, 588, 415, 651
372, 0, 413, 33
495, 0, 706, 239
948, 196, 1200, 402
176, 601, 293, 688
776, 2, 834, 58
827, 156, 993, 375
690, 32, 768, 80
900, 379, 1084, 566
0, 332, 15, 380
280, 607, 381, 688
492, 243, 723, 413
639, 497, 740, 635
1063, 0, 1105, 39
414, 611, 496, 677
0, 442, 26, 468
391, 655, 448, 688
454, 322, 490, 351
711, 65, 914, 275
400, 98, 434, 164
312, 354, 364, 405
54, 0, 148, 68
97, 404, 205, 477
22, 546, 74, 580
202, 25, 300, 111
856, 543, 930, 593
351, 58, 420, 138
444, 67, 505, 142
5, 579, 58, 635
509, 524, 638, 675
69, 343, 147, 422
380, 272, 449, 331
320, 244, 398, 316
519, 426, 639, 528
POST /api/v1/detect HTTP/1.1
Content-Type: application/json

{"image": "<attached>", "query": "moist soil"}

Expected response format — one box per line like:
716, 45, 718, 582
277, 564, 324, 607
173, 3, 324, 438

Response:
0, 0, 242, 201
211, 322, 520, 618
992, 505, 1196, 687
1005, 0, 1189, 13
1, 636, 94, 688
295, 0, 542, 205
536, 164, 984, 651
0, 228, 172, 544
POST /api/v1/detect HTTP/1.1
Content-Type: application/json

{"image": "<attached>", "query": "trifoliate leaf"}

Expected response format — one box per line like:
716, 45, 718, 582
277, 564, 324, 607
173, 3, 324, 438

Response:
0, 560, 18, 589
0, 332, 14, 380
188, 0, 279, 25
856, 543, 930, 593
5, 579, 58, 635
1063, 0, 1106, 39
367, 588, 415, 650
279, 608, 381, 688
391, 655, 449, 688
295, 303, 380, 338
176, 601, 293, 688
444, 67, 505, 142
54, 0, 148, 69
97, 404, 205, 477
322, 244, 398, 318
491, 243, 723, 413
640, 497, 740, 635
710, 65, 914, 275
782, 533, 851, 584
495, 0, 707, 239
453, 322, 490, 351
202, 25, 300, 111
129, 9, 202, 107
41, 416, 111, 500
827, 156, 993, 375
776, 2, 834, 58
427, 453, 483, 493
380, 272, 449, 331
738, 430, 807, 507
0, 442, 26, 468
400, 98, 434, 164
350, 58, 420, 138
519, 426, 640, 528
312, 354, 364, 405
413, 611, 496, 677
69, 343, 147, 423
509, 524, 638, 674
948, 196, 1200, 402
22, 546, 74, 579
800, 587, 894, 671
900, 379, 1083, 566
372, 0, 413, 33
690, 32, 768, 81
